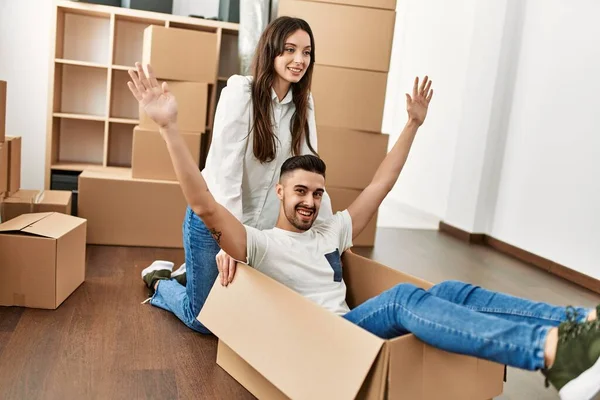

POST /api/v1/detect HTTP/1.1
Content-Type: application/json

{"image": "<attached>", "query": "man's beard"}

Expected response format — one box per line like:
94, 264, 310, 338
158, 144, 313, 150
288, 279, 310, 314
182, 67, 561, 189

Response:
285, 202, 316, 231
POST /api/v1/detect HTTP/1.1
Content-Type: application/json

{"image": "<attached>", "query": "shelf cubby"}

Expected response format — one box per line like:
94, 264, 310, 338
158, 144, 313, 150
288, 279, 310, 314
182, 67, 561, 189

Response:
107, 122, 134, 167
52, 117, 105, 167
110, 69, 139, 120
113, 16, 165, 67
55, 63, 108, 117
56, 8, 111, 65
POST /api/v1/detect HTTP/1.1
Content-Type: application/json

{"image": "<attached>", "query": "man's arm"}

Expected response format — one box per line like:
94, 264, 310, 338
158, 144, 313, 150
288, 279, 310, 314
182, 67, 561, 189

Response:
128, 62, 247, 262
163, 125, 247, 262
348, 76, 433, 239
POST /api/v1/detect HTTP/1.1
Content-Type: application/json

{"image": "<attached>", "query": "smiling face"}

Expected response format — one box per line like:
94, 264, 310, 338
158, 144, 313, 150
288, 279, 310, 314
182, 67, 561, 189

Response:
273, 29, 312, 85
276, 169, 325, 232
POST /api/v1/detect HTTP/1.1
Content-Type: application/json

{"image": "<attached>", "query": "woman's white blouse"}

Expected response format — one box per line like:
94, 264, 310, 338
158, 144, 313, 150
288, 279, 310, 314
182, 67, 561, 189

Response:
201, 75, 334, 230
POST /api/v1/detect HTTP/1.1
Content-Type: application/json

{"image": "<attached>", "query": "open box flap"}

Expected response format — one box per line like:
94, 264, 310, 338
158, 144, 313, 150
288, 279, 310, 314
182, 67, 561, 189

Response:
0, 212, 54, 233
199, 263, 385, 400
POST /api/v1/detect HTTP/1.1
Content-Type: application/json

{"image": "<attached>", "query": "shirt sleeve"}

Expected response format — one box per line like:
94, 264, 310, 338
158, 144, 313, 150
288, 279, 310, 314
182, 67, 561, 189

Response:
202, 75, 251, 221
304, 92, 334, 222
336, 210, 354, 252
244, 225, 269, 269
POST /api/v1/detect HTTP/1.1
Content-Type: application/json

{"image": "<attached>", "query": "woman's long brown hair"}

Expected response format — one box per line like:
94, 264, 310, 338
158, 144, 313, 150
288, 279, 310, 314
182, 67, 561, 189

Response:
249, 17, 318, 163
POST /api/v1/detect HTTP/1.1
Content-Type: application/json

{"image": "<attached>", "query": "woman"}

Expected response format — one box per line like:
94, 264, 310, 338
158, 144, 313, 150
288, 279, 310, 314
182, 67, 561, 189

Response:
128, 16, 333, 333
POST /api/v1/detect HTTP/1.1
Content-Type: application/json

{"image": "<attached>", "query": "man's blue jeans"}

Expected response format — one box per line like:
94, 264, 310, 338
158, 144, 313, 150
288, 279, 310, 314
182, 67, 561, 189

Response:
150, 206, 592, 370
343, 281, 590, 370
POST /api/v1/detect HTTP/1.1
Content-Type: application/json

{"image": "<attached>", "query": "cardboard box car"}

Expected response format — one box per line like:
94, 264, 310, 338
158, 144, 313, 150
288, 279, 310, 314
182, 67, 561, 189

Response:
143, 25, 218, 82
0, 212, 87, 309
311, 65, 388, 133
139, 82, 208, 133
1, 189, 72, 222
198, 252, 505, 400
318, 125, 389, 190
278, 0, 395, 72
132, 126, 203, 181
78, 168, 187, 248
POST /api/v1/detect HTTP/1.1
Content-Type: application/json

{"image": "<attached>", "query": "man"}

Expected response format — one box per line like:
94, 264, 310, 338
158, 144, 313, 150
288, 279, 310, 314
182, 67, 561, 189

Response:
128, 65, 600, 400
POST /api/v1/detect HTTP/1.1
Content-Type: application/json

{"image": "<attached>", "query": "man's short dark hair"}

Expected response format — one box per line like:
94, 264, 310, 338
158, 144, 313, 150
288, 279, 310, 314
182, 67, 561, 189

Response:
280, 155, 326, 181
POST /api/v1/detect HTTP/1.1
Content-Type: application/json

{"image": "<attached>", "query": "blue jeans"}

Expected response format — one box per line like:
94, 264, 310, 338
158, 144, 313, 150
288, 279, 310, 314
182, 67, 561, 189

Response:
343, 281, 591, 370
150, 206, 219, 334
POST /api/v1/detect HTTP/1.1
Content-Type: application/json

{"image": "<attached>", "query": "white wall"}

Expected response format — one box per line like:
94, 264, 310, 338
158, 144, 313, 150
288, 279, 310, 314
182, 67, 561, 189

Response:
490, 0, 600, 279
0, 0, 219, 190
378, 0, 477, 227
0, 0, 53, 190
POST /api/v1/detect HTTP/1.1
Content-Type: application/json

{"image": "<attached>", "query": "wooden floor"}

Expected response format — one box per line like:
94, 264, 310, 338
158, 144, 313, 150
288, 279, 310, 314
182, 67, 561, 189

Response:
0, 227, 598, 400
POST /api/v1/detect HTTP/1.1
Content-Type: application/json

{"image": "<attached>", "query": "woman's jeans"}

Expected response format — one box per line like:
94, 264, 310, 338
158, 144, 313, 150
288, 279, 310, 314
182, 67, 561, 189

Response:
150, 206, 591, 369
150, 206, 219, 334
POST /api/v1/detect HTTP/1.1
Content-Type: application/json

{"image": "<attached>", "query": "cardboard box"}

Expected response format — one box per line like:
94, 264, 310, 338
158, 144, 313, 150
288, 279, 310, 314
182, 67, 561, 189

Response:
199, 252, 505, 400
312, 65, 387, 133
143, 25, 218, 82
132, 126, 202, 181
0, 212, 87, 309
0, 142, 7, 195
78, 168, 187, 248
6, 136, 21, 194
327, 187, 377, 247
139, 82, 208, 132
0, 80, 5, 142
301, 0, 396, 10
1, 190, 72, 222
318, 126, 389, 190
279, 0, 395, 72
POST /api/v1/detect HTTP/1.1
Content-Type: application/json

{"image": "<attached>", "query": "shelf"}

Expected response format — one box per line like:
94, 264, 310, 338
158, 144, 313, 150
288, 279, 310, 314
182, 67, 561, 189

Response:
55, 58, 107, 69
114, 17, 164, 67
55, 63, 108, 116
110, 69, 139, 120
113, 64, 133, 71
53, 113, 106, 122
51, 162, 103, 172
53, 118, 105, 166
109, 117, 139, 125
107, 123, 134, 167
57, 9, 111, 65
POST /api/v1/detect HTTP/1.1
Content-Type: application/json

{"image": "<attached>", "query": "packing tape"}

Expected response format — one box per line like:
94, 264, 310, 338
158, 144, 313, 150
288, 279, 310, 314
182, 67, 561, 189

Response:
13, 293, 26, 306
28, 190, 45, 213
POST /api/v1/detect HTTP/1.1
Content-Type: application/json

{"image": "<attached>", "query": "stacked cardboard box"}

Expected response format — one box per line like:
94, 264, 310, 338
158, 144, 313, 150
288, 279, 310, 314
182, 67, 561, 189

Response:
279, 0, 395, 247
79, 26, 218, 248
0, 80, 6, 200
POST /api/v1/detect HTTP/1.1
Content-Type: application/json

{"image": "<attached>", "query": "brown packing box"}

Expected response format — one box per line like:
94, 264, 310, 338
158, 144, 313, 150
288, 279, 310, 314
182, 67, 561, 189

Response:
199, 253, 505, 400
1, 189, 72, 222
327, 187, 377, 247
143, 25, 218, 82
278, 0, 395, 72
0, 142, 7, 195
318, 126, 389, 190
312, 65, 387, 132
6, 136, 21, 194
0, 80, 5, 142
0, 212, 87, 309
139, 82, 208, 133
132, 126, 202, 181
303, 0, 396, 9
78, 168, 186, 248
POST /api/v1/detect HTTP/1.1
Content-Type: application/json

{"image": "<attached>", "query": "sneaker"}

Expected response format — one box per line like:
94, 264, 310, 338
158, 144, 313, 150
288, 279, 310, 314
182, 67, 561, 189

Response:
172, 263, 187, 286
141, 260, 174, 295
542, 311, 600, 400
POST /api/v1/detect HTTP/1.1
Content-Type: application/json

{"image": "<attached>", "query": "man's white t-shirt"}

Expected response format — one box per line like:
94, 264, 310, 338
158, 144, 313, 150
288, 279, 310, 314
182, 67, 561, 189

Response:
244, 210, 354, 315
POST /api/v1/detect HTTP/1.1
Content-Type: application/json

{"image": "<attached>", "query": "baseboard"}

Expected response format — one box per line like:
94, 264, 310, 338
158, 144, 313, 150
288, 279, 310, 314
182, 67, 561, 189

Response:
439, 221, 600, 295
439, 221, 486, 244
